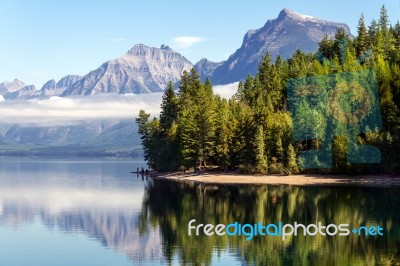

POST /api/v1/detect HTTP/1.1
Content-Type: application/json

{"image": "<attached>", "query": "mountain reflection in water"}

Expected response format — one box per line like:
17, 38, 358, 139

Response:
0, 158, 163, 264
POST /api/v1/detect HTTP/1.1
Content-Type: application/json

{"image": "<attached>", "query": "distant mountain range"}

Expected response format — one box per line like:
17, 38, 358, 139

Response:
0, 8, 351, 101
0, 8, 353, 157
0, 119, 143, 157
0, 44, 193, 100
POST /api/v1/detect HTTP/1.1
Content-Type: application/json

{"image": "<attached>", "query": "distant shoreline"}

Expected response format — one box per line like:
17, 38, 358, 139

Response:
151, 172, 400, 187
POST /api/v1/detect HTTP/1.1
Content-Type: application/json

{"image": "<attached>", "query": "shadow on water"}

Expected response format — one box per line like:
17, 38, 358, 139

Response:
139, 178, 400, 265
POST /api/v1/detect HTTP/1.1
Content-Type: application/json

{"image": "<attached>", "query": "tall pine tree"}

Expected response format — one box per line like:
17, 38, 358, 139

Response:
355, 14, 368, 56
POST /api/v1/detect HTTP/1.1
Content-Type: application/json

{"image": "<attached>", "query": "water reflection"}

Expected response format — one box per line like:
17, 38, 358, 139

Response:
0, 158, 163, 264
140, 179, 400, 265
1, 158, 400, 265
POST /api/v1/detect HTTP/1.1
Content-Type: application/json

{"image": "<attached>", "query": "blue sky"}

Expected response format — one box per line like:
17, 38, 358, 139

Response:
0, 0, 399, 88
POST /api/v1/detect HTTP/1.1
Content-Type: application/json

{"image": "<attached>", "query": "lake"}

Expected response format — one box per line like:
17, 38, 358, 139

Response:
0, 158, 399, 265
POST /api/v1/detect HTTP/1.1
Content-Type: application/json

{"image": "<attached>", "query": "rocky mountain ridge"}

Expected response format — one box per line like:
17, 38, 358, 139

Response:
206, 8, 352, 84
0, 8, 352, 100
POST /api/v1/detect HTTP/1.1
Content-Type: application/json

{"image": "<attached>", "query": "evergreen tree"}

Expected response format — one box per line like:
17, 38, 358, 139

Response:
258, 53, 273, 98
318, 35, 335, 60
355, 14, 368, 56
196, 78, 216, 167
391, 64, 400, 108
228, 99, 253, 169
379, 5, 389, 32
332, 136, 348, 173
158, 82, 182, 170
235, 81, 245, 101
393, 22, 400, 63
343, 47, 359, 72
160, 81, 177, 131
376, 5, 396, 59
330, 55, 341, 73
253, 125, 268, 174
394, 21, 400, 39
136, 110, 151, 162
368, 19, 378, 41
178, 104, 198, 167
178, 69, 201, 108
276, 136, 284, 161
136, 110, 160, 169
375, 30, 385, 55
334, 29, 352, 67
177, 71, 216, 168
286, 144, 299, 174
213, 97, 232, 169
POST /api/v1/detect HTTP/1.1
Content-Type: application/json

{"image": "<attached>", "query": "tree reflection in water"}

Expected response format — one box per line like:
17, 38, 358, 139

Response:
140, 179, 400, 265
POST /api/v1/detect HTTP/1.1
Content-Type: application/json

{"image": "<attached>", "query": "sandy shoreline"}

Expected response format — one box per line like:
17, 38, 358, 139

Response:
151, 172, 400, 187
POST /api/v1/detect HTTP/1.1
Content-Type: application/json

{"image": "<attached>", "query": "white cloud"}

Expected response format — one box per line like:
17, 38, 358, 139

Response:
172, 36, 206, 50
213, 82, 239, 99
0, 93, 163, 127
0, 84, 238, 127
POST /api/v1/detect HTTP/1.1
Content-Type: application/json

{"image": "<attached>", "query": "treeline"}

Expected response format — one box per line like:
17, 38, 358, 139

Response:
137, 6, 400, 175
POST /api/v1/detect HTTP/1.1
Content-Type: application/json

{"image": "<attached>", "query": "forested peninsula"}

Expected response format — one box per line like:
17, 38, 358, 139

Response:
137, 7, 400, 175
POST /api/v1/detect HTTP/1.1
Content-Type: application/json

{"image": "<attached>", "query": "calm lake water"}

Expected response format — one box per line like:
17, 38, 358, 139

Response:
0, 158, 399, 265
